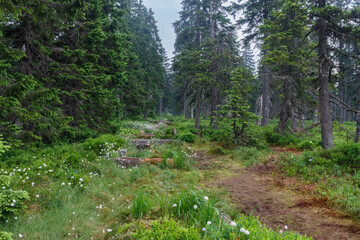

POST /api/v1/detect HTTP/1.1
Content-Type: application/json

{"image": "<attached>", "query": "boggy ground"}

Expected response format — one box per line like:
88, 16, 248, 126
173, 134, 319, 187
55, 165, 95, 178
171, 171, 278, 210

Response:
195, 147, 360, 240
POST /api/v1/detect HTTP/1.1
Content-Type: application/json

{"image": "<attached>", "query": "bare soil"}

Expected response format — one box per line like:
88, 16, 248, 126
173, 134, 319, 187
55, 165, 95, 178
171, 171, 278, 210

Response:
196, 148, 360, 240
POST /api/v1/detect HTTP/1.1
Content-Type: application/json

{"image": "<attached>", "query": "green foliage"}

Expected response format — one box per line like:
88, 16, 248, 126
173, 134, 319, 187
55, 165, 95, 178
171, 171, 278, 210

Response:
209, 146, 228, 156
177, 133, 197, 143
231, 147, 269, 166
82, 134, 126, 156
281, 143, 360, 217
217, 67, 259, 143
133, 217, 201, 240
0, 135, 10, 156
265, 132, 300, 147
0, 232, 12, 240
0, 176, 30, 220
131, 189, 151, 218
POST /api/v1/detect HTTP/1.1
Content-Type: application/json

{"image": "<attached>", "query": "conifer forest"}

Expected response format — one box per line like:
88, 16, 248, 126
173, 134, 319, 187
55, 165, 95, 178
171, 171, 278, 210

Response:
1, 0, 360, 239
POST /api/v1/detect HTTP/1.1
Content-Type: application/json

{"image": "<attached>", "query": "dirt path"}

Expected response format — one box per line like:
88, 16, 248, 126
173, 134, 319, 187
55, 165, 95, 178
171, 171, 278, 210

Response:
196, 148, 360, 240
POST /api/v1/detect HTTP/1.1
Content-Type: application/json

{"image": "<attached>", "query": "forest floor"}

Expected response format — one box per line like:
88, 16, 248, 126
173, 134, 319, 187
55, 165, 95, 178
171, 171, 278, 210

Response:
194, 146, 360, 240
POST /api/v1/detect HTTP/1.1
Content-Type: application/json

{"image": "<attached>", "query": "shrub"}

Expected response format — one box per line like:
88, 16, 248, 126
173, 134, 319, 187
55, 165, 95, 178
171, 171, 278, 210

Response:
177, 133, 197, 143
326, 143, 360, 171
133, 217, 201, 240
231, 147, 269, 166
0, 232, 12, 240
266, 132, 300, 146
209, 146, 228, 155
0, 176, 30, 220
82, 134, 126, 156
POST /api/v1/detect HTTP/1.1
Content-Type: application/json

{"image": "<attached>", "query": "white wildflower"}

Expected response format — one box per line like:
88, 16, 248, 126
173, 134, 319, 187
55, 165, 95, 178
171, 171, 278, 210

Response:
230, 221, 236, 227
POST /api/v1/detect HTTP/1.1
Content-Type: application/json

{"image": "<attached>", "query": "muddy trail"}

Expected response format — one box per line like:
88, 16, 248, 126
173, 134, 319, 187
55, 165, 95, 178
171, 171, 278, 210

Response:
195, 147, 360, 240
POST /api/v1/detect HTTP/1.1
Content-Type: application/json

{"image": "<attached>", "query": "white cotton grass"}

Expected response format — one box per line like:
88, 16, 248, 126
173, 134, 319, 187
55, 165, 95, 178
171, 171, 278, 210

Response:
240, 227, 250, 235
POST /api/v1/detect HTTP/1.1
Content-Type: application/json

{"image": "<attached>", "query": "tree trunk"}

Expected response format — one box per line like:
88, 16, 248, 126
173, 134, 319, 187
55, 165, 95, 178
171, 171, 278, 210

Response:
158, 95, 163, 116
292, 111, 298, 131
261, 65, 270, 126
210, 86, 218, 127
184, 96, 190, 119
191, 105, 194, 119
300, 113, 305, 129
202, 102, 207, 120
195, 84, 201, 129
354, 117, 360, 143
318, 0, 334, 149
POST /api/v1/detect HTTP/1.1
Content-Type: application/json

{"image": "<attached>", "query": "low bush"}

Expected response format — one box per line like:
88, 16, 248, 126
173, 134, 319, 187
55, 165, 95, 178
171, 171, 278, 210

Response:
81, 134, 126, 156
231, 147, 269, 166
266, 132, 300, 146
209, 146, 228, 156
177, 133, 197, 143
133, 217, 201, 240
281, 143, 360, 217
0, 232, 12, 240
0, 176, 30, 220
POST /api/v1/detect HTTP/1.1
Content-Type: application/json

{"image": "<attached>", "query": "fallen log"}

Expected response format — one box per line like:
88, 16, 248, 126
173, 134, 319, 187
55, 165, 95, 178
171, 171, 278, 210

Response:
131, 139, 181, 149
138, 133, 155, 139
113, 157, 173, 167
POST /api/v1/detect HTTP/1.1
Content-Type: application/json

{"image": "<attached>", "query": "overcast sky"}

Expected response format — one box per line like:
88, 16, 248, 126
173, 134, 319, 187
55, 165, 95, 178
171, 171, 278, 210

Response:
141, 0, 182, 59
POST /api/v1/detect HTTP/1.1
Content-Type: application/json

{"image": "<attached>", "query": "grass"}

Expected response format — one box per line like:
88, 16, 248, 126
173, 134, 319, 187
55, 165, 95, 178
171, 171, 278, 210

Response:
281, 143, 360, 218
0, 120, 312, 239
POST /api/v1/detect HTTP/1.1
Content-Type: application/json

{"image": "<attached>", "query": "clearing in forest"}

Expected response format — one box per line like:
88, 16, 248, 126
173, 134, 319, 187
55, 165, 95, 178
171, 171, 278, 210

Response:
195, 147, 360, 240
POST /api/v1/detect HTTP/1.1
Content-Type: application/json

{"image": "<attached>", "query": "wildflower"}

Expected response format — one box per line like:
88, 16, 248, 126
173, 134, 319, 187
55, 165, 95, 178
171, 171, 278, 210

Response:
61, 182, 65, 186
204, 196, 209, 201
36, 194, 39, 198
193, 205, 198, 209
14, 217, 17, 220
12, 199, 16, 203
230, 221, 237, 227
19, 234, 23, 238
284, 225, 288, 230
240, 228, 249, 235
207, 221, 211, 225
79, 178, 83, 182
107, 229, 112, 232
172, 203, 177, 207
202, 228, 206, 231
309, 159, 312, 162
10, 203, 14, 207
